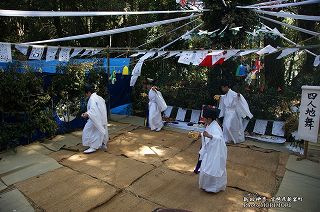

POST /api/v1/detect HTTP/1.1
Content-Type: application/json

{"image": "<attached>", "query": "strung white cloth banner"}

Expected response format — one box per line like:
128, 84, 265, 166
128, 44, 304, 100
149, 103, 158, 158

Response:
46, 46, 58, 61
314, 55, 320, 67
176, 108, 187, 121
0, 9, 208, 17
178, 51, 196, 65
276, 48, 299, 59
272, 121, 285, 137
154, 51, 167, 59
259, 15, 320, 36
190, 109, 201, 123
23, 14, 200, 44
130, 52, 146, 57
238, 49, 258, 56
192, 51, 208, 65
59, 48, 71, 61
0, 43, 12, 62
253, 119, 268, 135
164, 106, 173, 118
164, 51, 180, 59
253, 9, 320, 21
256, 45, 277, 55
29, 46, 44, 60
130, 75, 138, 87
208, 50, 224, 56
224, 50, 240, 61
238, 0, 320, 9
131, 61, 144, 76
70, 48, 83, 58
81, 49, 92, 57
15, 45, 28, 55
212, 54, 224, 65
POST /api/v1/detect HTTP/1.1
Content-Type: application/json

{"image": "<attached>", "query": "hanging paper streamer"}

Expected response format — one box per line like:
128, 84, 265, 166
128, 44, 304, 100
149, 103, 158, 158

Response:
0, 43, 12, 62
130, 52, 146, 57
81, 49, 92, 57
176, 108, 187, 121
211, 52, 224, 65
29, 46, 44, 60
164, 106, 173, 118
70, 48, 83, 58
192, 51, 208, 65
253, 119, 268, 135
272, 121, 285, 137
131, 61, 144, 76
91, 49, 102, 56
256, 45, 277, 55
139, 51, 156, 61
190, 109, 201, 123
276, 48, 299, 59
224, 50, 240, 61
130, 75, 138, 86
15, 45, 29, 55
59, 47, 71, 61
178, 51, 196, 65
46, 46, 58, 61
164, 51, 180, 59
314, 55, 320, 67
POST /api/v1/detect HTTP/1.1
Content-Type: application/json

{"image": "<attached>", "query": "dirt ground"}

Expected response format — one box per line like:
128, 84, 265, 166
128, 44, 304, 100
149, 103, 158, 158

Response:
14, 127, 289, 212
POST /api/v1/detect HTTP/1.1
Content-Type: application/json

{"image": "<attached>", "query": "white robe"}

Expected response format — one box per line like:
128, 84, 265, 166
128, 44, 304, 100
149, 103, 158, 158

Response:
199, 121, 227, 193
148, 89, 164, 131
82, 93, 109, 149
219, 89, 253, 144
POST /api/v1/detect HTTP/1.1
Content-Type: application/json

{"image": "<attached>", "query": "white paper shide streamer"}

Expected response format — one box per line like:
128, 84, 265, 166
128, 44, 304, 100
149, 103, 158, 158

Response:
178, 51, 196, 65
276, 48, 299, 59
59, 47, 71, 61
314, 55, 320, 67
15, 45, 29, 55
81, 49, 92, 57
70, 48, 83, 58
29, 46, 44, 60
131, 61, 144, 76
0, 43, 12, 62
46, 46, 58, 61
256, 45, 277, 55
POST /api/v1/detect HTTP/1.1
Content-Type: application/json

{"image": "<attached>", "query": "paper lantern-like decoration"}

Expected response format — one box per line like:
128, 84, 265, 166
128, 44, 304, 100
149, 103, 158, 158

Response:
122, 66, 129, 75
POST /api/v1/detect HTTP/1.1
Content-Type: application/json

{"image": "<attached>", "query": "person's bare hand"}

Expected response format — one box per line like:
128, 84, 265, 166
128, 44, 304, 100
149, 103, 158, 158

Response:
203, 131, 213, 139
81, 112, 88, 118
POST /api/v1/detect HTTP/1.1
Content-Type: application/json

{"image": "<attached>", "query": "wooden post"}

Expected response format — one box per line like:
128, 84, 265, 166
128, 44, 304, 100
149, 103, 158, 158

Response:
297, 140, 319, 162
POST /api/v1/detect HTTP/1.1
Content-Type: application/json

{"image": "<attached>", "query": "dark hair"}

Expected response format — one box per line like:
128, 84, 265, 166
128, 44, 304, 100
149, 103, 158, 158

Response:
84, 84, 94, 94
220, 80, 230, 87
203, 106, 219, 120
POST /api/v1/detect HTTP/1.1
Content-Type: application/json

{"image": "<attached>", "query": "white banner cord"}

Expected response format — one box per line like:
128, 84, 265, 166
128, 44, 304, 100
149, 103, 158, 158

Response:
237, 0, 320, 9
259, 15, 320, 36
254, 9, 320, 21
22, 14, 201, 44
0, 9, 209, 17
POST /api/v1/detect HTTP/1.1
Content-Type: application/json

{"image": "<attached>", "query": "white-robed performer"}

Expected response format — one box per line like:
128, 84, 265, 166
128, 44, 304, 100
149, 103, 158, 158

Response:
217, 82, 253, 144
81, 85, 109, 154
147, 79, 165, 132
199, 106, 227, 193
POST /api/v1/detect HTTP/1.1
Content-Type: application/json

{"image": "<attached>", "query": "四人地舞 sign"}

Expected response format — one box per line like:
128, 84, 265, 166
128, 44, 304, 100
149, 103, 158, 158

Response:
297, 86, 320, 143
